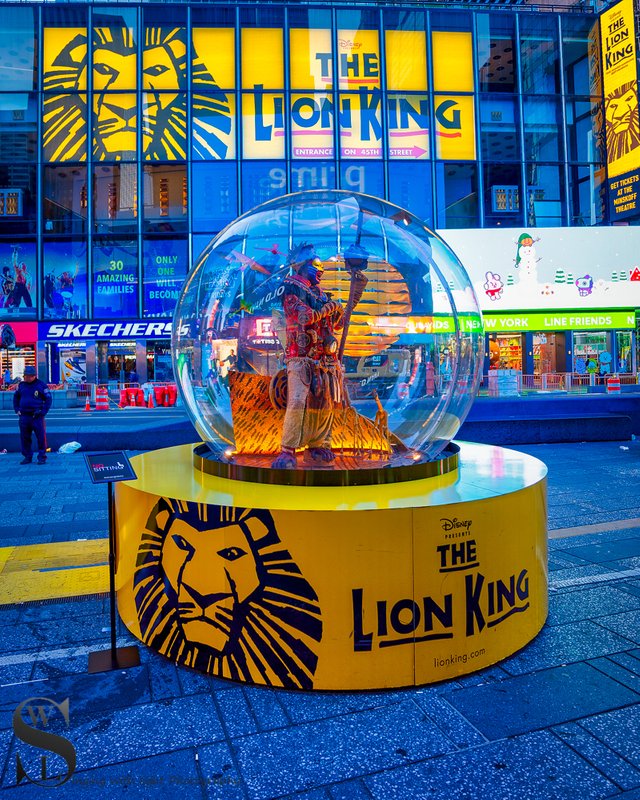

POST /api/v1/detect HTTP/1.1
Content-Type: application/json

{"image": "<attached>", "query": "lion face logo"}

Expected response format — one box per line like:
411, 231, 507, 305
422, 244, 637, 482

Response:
43, 24, 231, 162
605, 81, 640, 164
134, 499, 322, 688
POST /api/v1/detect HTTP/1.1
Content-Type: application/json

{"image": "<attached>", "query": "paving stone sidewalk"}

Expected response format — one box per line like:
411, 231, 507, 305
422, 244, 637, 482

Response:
1, 440, 640, 799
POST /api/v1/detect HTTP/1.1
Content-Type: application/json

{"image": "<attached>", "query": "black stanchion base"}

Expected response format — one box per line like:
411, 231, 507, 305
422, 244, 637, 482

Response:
88, 645, 141, 674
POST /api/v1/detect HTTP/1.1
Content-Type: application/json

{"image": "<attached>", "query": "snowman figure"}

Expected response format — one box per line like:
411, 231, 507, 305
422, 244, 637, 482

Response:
515, 233, 539, 284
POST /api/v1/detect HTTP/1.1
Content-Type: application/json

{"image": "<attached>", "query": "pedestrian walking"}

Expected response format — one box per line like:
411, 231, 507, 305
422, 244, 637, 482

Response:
13, 366, 52, 464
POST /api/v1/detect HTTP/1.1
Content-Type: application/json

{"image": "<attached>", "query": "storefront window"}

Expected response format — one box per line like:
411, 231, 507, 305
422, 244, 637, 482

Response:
492, 333, 523, 370
480, 94, 520, 162
43, 239, 87, 319
573, 331, 611, 375
94, 164, 137, 234
143, 163, 187, 232
483, 162, 523, 227
192, 162, 238, 233
92, 238, 138, 318
519, 16, 560, 96
0, 240, 36, 319
147, 341, 173, 382
533, 332, 566, 375
0, 164, 36, 234
616, 331, 634, 374
525, 164, 565, 227
0, 94, 37, 162
388, 162, 433, 228
568, 164, 606, 226
98, 340, 137, 383
0, 8, 37, 92
142, 237, 188, 317
44, 166, 87, 234
435, 162, 478, 229
523, 97, 563, 162
476, 14, 517, 94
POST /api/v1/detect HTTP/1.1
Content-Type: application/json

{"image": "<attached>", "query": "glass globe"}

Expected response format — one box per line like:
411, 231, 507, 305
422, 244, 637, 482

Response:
173, 190, 483, 478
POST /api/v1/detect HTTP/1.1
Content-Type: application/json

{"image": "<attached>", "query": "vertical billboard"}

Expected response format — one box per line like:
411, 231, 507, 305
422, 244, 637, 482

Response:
600, 0, 640, 220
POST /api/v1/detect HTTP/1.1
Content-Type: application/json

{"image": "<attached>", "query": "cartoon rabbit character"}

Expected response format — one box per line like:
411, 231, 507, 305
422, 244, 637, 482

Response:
484, 271, 504, 301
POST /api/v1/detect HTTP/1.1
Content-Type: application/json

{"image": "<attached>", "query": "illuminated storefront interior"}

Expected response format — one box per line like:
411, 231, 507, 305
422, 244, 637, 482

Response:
0, 2, 637, 383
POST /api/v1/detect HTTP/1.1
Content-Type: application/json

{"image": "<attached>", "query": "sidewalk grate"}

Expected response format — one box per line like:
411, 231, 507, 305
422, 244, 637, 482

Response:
551, 568, 640, 589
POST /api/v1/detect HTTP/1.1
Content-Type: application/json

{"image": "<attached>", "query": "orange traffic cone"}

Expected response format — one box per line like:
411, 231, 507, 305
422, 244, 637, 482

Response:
84, 395, 91, 412
147, 391, 155, 408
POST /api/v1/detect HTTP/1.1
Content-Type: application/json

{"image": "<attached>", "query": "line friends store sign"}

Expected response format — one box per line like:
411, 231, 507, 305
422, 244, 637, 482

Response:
228, 28, 475, 160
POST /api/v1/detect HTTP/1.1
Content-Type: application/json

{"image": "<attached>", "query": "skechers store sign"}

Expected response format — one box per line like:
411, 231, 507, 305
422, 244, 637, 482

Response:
39, 321, 182, 341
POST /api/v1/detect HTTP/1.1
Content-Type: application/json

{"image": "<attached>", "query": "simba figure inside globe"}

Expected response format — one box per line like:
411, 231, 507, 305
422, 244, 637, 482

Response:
271, 242, 368, 469
174, 190, 484, 481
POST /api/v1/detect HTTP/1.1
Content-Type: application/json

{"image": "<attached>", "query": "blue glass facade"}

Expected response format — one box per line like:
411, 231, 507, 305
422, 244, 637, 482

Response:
0, 2, 634, 383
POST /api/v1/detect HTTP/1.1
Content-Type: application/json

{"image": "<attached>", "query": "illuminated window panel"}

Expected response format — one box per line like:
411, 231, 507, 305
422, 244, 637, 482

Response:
338, 93, 382, 160
433, 32, 474, 93
291, 93, 334, 160
193, 93, 235, 161
143, 27, 186, 90
435, 95, 476, 161
93, 93, 136, 161
242, 29, 283, 90
387, 94, 429, 160
92, 238, 139, 319
142, 92, 186, 161
290, 28, 333, 91
337, 30, 380, 91
93, 18, 137, 91
385, 30, 427, 92
43, 94, 87, 162
43, 239, 88, 320
192, 28, 235, 90
242, 93, 285, 160
43, 27, 87, 92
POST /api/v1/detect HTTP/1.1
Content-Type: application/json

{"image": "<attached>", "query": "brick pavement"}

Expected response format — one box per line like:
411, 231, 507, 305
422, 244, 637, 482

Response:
1, 441, 640, 799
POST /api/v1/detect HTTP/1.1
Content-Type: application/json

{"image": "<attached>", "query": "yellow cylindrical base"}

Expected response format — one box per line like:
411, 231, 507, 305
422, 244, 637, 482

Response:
115, 443, 547, 690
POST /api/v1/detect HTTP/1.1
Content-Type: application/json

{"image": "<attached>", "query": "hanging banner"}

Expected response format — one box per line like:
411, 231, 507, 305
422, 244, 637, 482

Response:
600, 0, 640, 220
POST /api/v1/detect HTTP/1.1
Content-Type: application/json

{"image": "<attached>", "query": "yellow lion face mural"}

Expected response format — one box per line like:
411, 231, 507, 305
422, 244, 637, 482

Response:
134, 498, 323, 688
605, 81, 640, 164
43, 25, 232, 162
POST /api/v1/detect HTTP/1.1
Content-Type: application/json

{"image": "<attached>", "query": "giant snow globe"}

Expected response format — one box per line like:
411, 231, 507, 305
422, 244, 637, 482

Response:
173, 190, 483, 484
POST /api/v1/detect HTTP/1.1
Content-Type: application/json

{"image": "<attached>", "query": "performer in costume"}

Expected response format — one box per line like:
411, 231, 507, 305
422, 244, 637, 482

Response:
271, 243, 366, 469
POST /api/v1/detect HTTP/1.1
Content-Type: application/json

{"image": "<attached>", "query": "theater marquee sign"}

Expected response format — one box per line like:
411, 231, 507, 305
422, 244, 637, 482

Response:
42, 23, 476, 163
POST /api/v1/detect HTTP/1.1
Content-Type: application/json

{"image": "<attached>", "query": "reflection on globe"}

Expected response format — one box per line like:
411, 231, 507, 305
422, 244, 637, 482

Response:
173, 190, 483, 483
